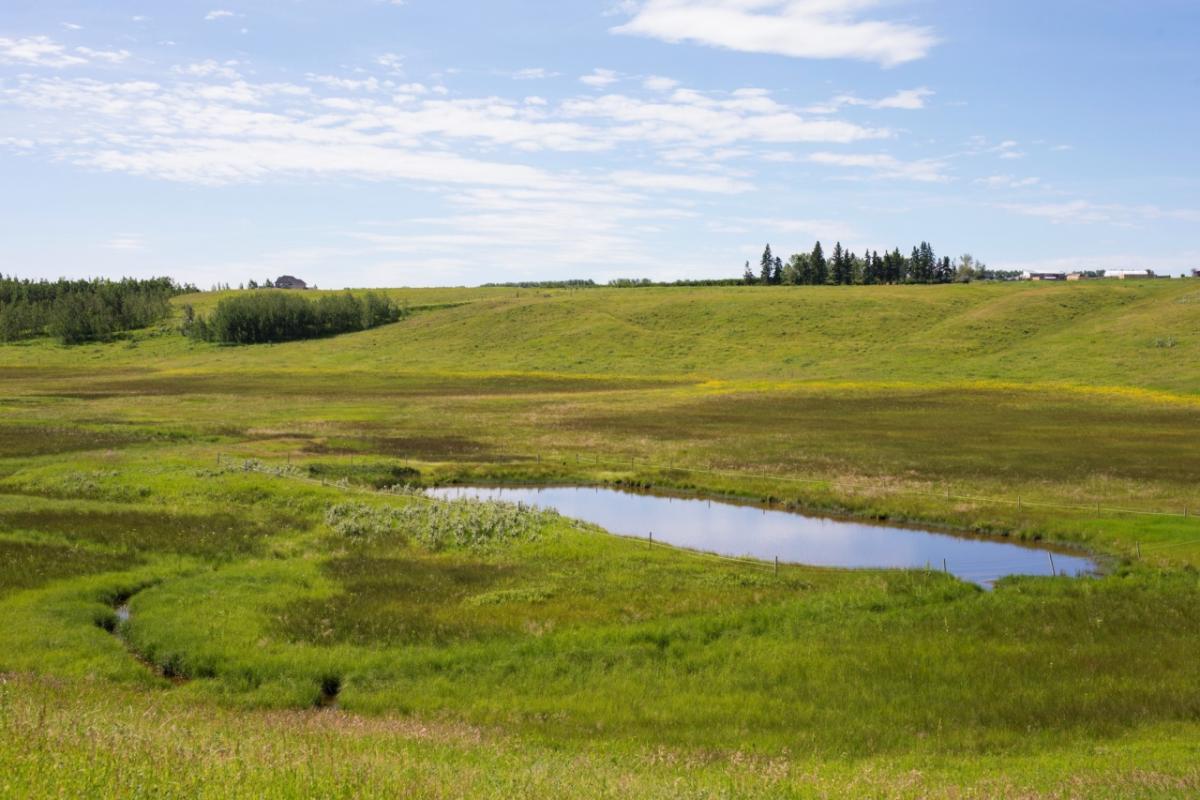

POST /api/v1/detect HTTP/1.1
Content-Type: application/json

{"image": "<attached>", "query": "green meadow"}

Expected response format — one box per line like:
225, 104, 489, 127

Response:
2, 280, 1200, 797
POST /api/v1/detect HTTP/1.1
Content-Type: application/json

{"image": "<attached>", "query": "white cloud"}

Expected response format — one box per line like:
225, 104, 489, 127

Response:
76, 46, 131, 64
610, 170, 753, 193
614, 0, 938, 67
1000, 201, 1200, 226
976, 175, 1040, 189
61, 23, 83, 31
755, 217, 859, 242
995, 139, 1025, 160
343, 186, 695, 281
174, 60, 241, 80
102, 234, 146, 251
807, 151, 949, 182
807, 87, 933, 113
0, 36, 131, 68
204, 10, 236, 21
872, 87, 933, 110
512, 68, 558, 80
375, 53, 404, 73
560, 90, 889, 149
0, 36, 86, 67
308, 73, 384, 92
643, 75, 680, 92
581, 68, 620, 87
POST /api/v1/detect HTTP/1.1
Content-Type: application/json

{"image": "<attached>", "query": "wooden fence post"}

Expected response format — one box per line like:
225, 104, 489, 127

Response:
1047, 552, 1056, 576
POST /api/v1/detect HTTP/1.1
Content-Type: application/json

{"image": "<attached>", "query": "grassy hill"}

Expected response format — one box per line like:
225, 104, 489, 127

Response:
2, 281, 1200, 797
5, 280, 1200, 391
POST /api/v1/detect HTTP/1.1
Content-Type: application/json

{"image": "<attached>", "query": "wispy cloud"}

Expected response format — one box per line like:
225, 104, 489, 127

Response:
808, 87, 934, 113
102, 234, 146, 251
1000, 200, 1200, 225
204, 10, 236, 22
511, 67, 559, 80
976, 175, 1040, 189
580, 68, 620, 87
610, 170, 753, 193
0, 36, 129, 68
613, 0, 938, 67
807, 152, 949, 183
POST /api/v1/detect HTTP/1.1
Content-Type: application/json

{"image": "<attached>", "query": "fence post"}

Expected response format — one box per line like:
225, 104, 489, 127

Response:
774, 556, 779, 576
1018, 495, 1022, 510
1136, 541, 1142, 559
649, 531, 653, 549
1047, 552, 1056, 577
943, 558, 948, 574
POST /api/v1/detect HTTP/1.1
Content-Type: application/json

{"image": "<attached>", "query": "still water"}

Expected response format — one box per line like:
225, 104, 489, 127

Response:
428, 485, 1097, 587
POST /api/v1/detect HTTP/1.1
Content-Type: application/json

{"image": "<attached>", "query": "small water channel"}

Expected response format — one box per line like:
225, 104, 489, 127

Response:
429, 485, 1097, 587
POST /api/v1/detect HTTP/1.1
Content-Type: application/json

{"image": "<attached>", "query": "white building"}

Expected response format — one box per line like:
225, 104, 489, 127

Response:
1105, 269, 1155, 280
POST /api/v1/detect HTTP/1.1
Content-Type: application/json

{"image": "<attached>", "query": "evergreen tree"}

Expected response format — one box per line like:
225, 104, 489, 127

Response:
742, 260, 755, 285
831, 242, 846, 285
810, 241, 828, 285
891, 248, 907, 283
772, 256, 784, 285
759, 244, 774, 285
937, 256, 953, 283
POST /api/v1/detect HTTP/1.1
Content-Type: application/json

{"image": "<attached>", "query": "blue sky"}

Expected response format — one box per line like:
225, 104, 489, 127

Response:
2, 1, 1198, 287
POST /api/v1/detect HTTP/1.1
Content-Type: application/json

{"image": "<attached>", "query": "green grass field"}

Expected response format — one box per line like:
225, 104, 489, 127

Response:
2, 281, 1200, 797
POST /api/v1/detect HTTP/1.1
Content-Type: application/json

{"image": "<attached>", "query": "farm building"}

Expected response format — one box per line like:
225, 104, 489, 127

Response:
274, 275, 308, 290
1022, 271, 1067, 281
1105, 269, 1156, 280
1192, 269, 1200, 278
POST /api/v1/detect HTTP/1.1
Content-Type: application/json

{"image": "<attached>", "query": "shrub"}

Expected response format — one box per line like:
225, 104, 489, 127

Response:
325, 497, 557, 551
186, 291, 405, 344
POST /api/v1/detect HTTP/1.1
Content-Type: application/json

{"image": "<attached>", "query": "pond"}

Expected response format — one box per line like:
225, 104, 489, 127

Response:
428, 485, 1098, 587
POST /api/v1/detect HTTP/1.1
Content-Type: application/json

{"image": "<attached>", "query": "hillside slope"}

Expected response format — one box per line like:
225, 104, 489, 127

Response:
3, 281, 1197, 393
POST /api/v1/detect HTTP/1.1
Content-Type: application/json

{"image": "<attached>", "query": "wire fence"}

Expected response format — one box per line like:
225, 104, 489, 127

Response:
520, 450, 1200, 524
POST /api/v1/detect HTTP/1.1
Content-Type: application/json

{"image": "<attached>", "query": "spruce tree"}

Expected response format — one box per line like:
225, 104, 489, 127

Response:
760, 244, 774, 285
772, 256, 784, 285
743, 260, 755, 285
811, 241, 828, 285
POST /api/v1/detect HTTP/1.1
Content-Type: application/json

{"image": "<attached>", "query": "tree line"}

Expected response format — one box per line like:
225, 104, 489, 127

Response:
742, 243, 1015, 285
182, 290, 406, 345
0, 275, 193, 345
